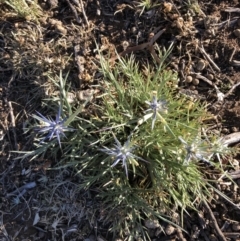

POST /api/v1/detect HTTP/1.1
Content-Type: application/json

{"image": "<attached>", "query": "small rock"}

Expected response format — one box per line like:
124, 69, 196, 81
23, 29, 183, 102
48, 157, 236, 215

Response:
189, 85, 196, 90
231, 126, 238, 132
66, 92, 76, 104
186, 75, 193, 83
175, 17, 184, 29
122, 41, 129, 51
163, 2, 173, 13
232, 223, 240, 231
213, 194, 219, 200
234, 29, 240, 38
165, 224, 175, 235
55, 25, 67, 35
48, 19, 67, 35
192, 78, 199, 85
206, 73, 214, 81
77, 89, 98, 101
221, 128, 229, 134
193, 90, 198, 95
144, 219, 160, 229
196, 59, 206, 71
48, 0, 58, 8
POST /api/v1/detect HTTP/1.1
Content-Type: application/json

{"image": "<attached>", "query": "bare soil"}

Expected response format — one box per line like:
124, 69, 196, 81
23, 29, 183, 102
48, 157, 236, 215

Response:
0, 0, 240, 240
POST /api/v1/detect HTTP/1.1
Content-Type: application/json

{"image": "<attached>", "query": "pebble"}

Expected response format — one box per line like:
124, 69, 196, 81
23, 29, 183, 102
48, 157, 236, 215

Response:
233, 29, 240, 38
67, 92, 76, 104
122, 41, 129, 51
144, 219, 160, 229
48, 0, 58, 8
192, 78, 199, 85
206, 73, 214, 81
165, 224, 175, 235
196, 59, 206, 71
186, 75, 193, 83
77, 89, 96, 101
189, 85, 196, 90
221, 128, 229, 134
231, 126, 238, 132
193, 90, 198, 95
163, 2, 173, 13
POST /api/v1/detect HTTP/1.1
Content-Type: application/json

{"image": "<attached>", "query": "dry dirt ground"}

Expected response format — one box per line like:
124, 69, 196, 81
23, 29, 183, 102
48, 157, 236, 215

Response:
1, 0, 240, 240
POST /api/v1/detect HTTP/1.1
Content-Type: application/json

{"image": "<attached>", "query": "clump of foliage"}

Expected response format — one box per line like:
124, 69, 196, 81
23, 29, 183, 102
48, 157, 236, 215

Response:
0, 0, 42, 20
20, 51, 233, 240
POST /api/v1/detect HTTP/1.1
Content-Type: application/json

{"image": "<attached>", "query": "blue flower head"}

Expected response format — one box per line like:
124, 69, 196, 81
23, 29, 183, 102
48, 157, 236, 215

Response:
178, 136, 212, 165
100, 134, 147, 178
145, 91, 168, 130
33, 107, 74, 148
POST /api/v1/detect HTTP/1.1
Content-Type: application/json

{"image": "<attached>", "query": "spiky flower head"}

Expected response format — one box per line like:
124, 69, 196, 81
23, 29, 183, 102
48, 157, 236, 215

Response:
145, 91, 168, 130
100, 134, 147, 178
178, 136, 212, 165
32, 107, 74, 148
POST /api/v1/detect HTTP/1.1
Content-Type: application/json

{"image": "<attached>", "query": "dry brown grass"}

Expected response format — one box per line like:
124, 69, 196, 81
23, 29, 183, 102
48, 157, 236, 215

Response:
0, 0, 42, 21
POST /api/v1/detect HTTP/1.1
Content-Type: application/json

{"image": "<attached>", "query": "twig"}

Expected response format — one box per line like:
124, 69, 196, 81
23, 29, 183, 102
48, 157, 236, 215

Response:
224, 7, 240, 13
7, 182, 37, 197
193, 73, 213, 86
0, 67, 13, 71
198, 44, 221, 72
110, 28, 166, 63
220, 132, 240, 146
191, 73, 226, 102
7, 101, 18, 151
66, 0, 81, 23
226, 170, 240, 180
225, 81, 240, 98
231, 60, 240, 66
202, 199, 227, 241
223, 232, 240, 238
229, 47, 236, 63
213, 18, 239, 30
79, 0, 89, 27
220, 221, 230, 231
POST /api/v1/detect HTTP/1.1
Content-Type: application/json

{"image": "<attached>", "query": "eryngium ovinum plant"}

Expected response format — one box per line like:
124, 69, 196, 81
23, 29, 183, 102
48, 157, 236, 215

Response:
18, 71, 97, 162
21, 54, 233, 240
77, 53, 233, 240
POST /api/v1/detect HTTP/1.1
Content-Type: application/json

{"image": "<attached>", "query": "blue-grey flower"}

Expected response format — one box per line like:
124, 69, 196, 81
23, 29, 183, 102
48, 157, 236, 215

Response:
100, 134, 147, 178
33, 108, 74, 148
178, 136, 212, 165
145, 95, 168, 130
